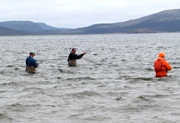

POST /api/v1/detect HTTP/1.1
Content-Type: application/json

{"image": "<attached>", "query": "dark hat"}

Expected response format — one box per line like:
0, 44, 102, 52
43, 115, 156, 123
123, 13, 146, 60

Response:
72, 48, 76, 51
30, 52, 35, 55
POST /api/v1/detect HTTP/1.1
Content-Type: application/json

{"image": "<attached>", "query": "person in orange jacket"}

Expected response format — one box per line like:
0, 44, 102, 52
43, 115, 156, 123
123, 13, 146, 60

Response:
154, 52, 172, 77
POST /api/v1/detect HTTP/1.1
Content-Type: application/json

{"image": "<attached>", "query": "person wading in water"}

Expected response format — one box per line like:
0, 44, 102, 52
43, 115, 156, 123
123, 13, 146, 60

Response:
67, 48, 86, 67
25, 52, 39, 73
154, 52, 172, 77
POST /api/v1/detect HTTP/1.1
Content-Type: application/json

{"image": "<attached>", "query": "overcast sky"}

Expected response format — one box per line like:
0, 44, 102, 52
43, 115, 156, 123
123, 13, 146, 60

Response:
0, 0, 179, 28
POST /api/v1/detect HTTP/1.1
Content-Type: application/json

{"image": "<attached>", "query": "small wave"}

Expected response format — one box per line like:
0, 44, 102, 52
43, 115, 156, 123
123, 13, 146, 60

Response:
116, 97, 123, 101
124, 77, 154, 81
58, 69, 74, 74
0, 71, 4, 74
171, 112, 180, 116
133, 77, 154, 81
0, 82, 20, 86
65, 90, 101, 97
57, 76, 62, 79
156, 76, 172, 81
172, 66, 180, 69
146, 68, 154, 71
84, 115, 111, 121
0, 113, 7, 118
58, 69, 65, 73
22, 87, 42, 92
9, 103, 41, 108
171, 61, 180, 64
0, 113, 13, 121
0, 90, 6, 93
138, 95, 151, 101
66, 77, 96, 81
14, 68, 19, 70
130, 95, 155, 104
144, 94, 168, 98
6, 65, 14, 67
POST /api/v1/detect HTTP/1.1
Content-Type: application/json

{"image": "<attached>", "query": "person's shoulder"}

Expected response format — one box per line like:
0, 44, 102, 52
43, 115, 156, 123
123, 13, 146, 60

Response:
163, 59, 170, 64
70, 52, 76, 55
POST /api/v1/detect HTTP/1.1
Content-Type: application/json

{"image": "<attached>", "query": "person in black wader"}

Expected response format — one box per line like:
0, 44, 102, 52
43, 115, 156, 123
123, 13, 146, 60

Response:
67, 48, 86, 67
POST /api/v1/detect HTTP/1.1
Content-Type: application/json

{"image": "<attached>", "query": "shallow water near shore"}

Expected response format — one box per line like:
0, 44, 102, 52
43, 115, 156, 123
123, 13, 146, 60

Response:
0, 33, 180, 123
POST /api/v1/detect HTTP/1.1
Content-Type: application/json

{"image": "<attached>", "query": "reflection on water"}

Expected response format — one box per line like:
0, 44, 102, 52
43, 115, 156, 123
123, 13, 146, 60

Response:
0, 33, 180, 123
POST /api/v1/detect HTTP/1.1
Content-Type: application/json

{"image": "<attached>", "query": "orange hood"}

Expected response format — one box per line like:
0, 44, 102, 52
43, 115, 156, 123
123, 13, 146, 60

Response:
157, 57, 164, 61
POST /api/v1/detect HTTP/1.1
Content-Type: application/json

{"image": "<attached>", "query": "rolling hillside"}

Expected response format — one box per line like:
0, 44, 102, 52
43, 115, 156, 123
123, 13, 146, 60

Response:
0, 9, 180, 35
62, 9, 180, 34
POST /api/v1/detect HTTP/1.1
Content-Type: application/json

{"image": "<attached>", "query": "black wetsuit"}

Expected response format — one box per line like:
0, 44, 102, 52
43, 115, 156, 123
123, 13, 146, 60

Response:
67, 53, 84, 61
67, 52, 85, 66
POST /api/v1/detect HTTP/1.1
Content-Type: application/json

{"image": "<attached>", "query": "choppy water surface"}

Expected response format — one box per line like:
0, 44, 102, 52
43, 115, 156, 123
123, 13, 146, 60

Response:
0, 33, 180, 123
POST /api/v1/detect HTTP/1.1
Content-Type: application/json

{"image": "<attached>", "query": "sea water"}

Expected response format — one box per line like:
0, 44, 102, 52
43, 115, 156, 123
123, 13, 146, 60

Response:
0, 33, 180, 123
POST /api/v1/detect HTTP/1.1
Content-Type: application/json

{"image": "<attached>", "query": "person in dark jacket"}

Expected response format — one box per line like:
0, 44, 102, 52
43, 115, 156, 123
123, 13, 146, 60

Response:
67, 48, 86, 66
25, 52, 39, 73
